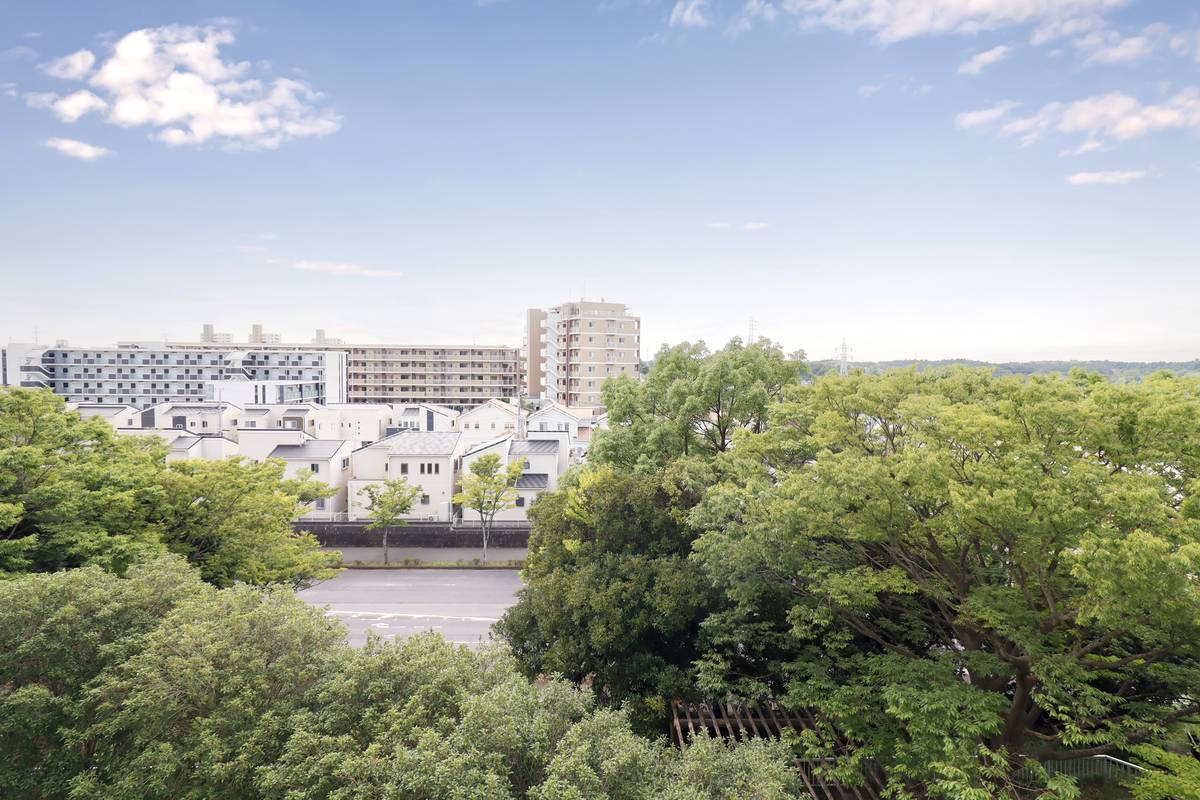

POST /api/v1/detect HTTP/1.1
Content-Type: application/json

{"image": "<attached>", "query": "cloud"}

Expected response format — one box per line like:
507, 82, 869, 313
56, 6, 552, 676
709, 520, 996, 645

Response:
955, 100, 1020, 129
727, 0, 778, 36
999, 88, 1200, 147
670, 0, 710, 28
1065, 169, 1145, 185
286, 260, 404, 278
3, 45, 39, 62
40, 49, 96, 79
958, 44, 1012, 74
27, 25, 341, 151
26, 89, 108, 121
1073, 24, 1164, 64
858, 84, 882, 97
43, 137, 111, 161
2, 82, 16, 98
741, 222, 769, 230
781, 0, 1127, 43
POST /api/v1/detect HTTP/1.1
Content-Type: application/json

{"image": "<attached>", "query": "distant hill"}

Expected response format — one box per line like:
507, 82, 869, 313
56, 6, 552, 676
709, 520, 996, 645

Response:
809, 359, 1200, 382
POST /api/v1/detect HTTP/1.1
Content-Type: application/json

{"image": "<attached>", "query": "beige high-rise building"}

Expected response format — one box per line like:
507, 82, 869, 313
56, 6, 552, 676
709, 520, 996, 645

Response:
525, 300, 640, 408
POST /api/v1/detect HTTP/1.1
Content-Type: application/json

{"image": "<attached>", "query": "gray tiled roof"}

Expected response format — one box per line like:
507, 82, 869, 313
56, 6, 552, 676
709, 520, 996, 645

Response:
515, 473, 549, 489
385, 430, 461, 456
267, 440, 349, 460
511, 438, 560, 455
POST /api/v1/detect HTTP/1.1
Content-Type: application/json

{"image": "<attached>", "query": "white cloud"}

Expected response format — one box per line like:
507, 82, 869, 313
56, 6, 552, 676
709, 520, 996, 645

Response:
670, 0, 711, 28
286, 260, 404, 278
1065, 169, 1145, 184
999, 88, 1200, 147
3, 45, 39, 62
40, 49, 96, 79
27, 25, 341, 151
858, 83, 882, 97
43, 137, 111, 161
781, 0, 1127, 43
2, 82, 17, 98
955, 100, 1020, 129
1073, 24, 1164, 64
958, 44, 1012, 74
727, 0, 778, 36
26, 89, 109, 122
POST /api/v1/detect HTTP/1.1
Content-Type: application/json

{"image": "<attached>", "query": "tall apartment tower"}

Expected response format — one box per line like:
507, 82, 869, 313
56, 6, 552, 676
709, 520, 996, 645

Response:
525, 300, 640, 408
248, 324, 281, 345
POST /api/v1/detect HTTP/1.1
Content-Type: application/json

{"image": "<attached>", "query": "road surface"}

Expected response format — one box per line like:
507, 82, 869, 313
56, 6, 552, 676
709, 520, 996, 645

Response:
298, 568, 523, 647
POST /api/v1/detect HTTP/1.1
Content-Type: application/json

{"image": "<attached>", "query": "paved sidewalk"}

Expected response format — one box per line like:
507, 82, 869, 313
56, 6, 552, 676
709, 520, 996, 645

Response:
325, 546, 528, 564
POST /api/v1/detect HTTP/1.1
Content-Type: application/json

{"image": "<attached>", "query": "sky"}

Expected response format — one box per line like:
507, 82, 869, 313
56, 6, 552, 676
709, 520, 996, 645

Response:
2, 0, 1199, 363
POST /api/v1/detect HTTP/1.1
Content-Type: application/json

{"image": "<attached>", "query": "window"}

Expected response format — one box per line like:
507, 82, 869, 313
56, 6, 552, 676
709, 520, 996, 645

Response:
420, 494, 430, 505
310, 463, 319, 473
341, 458, 350, 470
315, 498, 326, 510
516, 496, 525, 507
400, 463, 408, 474
434, 463, 440, 474
419, 463, 426, 474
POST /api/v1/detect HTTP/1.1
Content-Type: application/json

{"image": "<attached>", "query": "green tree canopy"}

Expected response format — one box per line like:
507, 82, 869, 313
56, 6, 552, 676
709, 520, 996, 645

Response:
0, 560, 803, 800
497, 464, 718, 732
590, 338, 807, 471
691, 369, 1200, 796
0, 388, 339, 586
361, 477, 422, 564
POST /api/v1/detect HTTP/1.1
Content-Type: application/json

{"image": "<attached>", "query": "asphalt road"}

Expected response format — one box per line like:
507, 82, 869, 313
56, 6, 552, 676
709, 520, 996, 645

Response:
298, 568, 523, 647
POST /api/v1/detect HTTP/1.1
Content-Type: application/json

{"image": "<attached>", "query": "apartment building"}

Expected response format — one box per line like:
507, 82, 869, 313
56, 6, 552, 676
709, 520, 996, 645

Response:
160, 327, 523, 410
2, 342, 345, 409
524, 300, 640, 407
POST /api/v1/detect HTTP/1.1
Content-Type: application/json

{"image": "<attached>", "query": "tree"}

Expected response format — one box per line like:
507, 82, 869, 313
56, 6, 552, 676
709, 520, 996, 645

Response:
153, 458, 341, 587
0, 388, 340, 587
591, 338, 806, 472
455, 453, 525, 561
691, 369, 1200, 797
497, 464, 717, 732
360, 478, 422, 565
0, 556, 206, 800
0, 388, 168, 576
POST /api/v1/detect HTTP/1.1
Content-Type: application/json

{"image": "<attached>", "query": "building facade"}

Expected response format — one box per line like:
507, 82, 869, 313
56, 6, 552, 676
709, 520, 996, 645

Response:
2, 342, 345, 409
524, 300, 640, 407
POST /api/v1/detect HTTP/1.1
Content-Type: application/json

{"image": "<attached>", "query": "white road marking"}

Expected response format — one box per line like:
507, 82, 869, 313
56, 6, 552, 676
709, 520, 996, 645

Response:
324, 610, 501, 623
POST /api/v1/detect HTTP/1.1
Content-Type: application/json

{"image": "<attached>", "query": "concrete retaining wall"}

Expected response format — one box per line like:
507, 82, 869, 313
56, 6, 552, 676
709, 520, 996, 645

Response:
296, 521, 530, 548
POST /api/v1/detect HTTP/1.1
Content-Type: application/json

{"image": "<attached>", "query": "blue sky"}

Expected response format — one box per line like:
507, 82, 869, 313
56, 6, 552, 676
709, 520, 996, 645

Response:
2, 0, 1198, 361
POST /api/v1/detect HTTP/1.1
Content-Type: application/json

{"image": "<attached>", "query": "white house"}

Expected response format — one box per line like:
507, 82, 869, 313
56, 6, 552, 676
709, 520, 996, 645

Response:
266, 438, 354, 513
349, 430, 462, 522
458, 431, 569, 522
452, 398, 526, 446
120, 429, 239, 461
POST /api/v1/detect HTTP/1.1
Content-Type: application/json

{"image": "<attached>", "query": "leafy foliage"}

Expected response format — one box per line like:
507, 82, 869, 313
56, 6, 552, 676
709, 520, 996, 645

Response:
0, 562, 803, 800
0, 388, 340, 586
362, 477, 422, 564
455, 452, 526, 560
691, 369, 1200, 797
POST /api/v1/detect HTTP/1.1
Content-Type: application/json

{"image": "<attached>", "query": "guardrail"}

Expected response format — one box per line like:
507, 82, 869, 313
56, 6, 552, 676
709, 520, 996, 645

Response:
1014, 755, 1143, 785
296, 512, 529, 528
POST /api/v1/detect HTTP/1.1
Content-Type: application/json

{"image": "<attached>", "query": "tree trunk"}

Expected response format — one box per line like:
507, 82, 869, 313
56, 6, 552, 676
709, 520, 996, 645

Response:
383, 528, 389, 565
482, 520, 489, 562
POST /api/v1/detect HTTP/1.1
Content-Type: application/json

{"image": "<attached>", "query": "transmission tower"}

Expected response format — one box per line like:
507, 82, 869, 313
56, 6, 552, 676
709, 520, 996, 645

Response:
837, 337, 851, 377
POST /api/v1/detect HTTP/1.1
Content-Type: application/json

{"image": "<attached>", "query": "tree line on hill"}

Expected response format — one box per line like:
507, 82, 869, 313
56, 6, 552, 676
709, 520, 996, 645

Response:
810, 357, 1200, 383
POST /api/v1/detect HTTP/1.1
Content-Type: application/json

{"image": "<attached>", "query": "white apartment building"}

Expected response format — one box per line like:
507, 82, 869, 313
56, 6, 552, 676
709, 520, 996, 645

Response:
2, 342, 345, 409
525, 300, 640, 407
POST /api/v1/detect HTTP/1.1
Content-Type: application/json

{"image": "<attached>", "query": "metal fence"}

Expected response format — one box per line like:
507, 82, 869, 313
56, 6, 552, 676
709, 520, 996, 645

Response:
1014, 755, 1143, 785
296, 512, 529, 529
